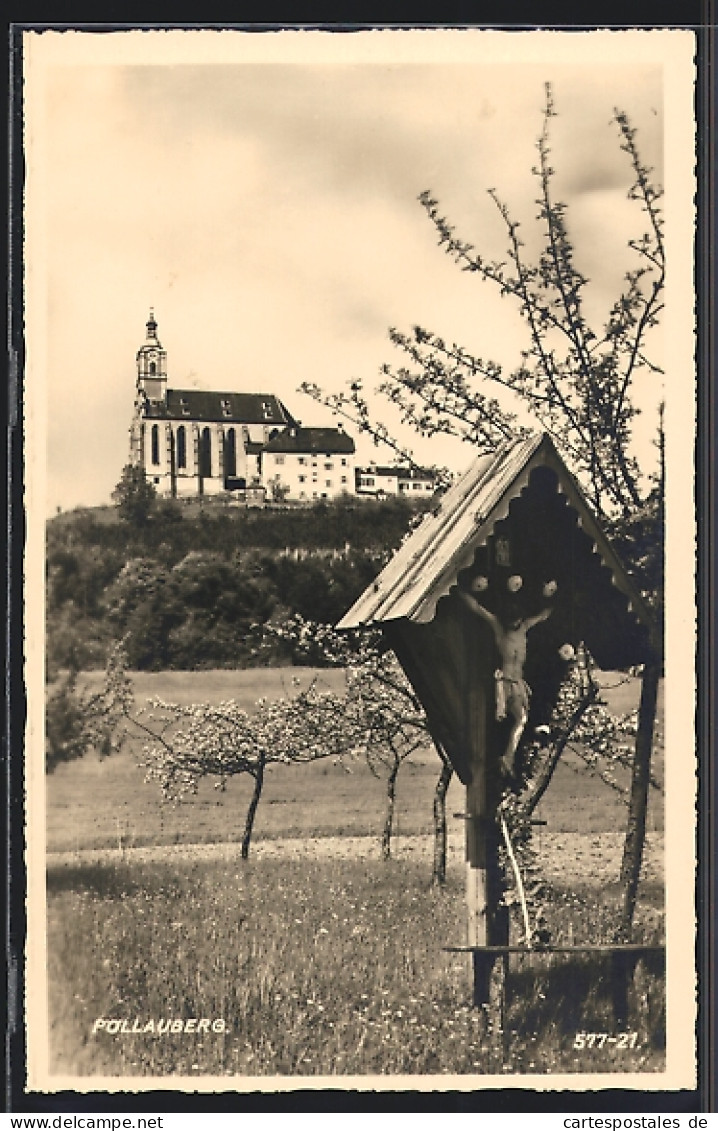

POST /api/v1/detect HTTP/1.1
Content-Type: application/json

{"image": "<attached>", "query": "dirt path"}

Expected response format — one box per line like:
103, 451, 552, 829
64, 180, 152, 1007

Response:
46, 830, 664, 885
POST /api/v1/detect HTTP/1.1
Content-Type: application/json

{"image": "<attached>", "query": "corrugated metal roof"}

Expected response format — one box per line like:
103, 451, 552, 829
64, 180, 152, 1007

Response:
338, 432, 658, 649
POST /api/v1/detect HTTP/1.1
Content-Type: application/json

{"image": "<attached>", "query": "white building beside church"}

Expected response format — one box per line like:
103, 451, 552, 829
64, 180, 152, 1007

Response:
263, 425, 356, 501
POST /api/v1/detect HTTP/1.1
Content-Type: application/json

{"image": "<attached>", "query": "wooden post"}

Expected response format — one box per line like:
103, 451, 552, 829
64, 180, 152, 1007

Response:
617, 657, 661, 940
610, 950, 634, 1028
465, 722, 508, 1012
385, 606, 509, 1014
432, 750, 453, 885
466, 775, 491, 1006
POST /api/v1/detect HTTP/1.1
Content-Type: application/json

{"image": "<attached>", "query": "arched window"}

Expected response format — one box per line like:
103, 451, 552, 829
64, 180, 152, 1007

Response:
225, 428, 237, 477
177, 426, 187, 469
151, 424, 160, 465
149, 361, 157, 376
168, 431, 177, 497
200, 427, 212, 478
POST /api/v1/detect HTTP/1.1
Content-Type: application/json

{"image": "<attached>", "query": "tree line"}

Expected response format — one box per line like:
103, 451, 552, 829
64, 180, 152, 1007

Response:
46, 494, 429, 673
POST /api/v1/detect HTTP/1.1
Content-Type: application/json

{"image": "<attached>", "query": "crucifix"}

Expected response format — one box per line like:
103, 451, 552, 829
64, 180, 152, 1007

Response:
458, 575, 556, 780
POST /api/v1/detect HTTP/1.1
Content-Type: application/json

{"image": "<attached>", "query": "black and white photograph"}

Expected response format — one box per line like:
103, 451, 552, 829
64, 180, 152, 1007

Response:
21, 27, 697, 1095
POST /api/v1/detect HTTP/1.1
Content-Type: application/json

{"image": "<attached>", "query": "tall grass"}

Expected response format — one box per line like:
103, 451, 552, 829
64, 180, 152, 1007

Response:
47, 856, 664, 1078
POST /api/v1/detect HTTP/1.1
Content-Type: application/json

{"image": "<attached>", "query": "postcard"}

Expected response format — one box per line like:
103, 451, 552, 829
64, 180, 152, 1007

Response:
20, 25, 697, 1099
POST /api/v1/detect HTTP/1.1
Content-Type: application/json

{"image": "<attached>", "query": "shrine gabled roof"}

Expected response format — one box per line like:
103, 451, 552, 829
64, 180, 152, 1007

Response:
337, 432, 659, 654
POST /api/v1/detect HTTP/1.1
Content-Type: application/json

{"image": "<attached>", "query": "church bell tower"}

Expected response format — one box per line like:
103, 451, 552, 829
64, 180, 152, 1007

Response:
136, 309, 167, 403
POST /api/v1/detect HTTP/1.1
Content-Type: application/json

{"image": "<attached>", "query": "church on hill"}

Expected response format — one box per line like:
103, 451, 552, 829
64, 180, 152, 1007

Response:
128, 310, 357, 502
128, 311, 441, 506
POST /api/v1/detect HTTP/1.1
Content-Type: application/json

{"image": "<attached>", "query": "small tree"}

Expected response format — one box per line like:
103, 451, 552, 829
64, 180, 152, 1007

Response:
342, 647, 429, 860
138, 682, 356, 858
267, 475, 291, 505
256, 615, 442, 866
46, 666, 89, 773
45, 641, 134, 772
111, 464, 157, 527
431, 747, 454, 885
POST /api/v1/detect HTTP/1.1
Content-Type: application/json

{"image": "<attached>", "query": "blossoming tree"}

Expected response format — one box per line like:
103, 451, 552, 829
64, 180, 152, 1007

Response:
136, 684, 354, 858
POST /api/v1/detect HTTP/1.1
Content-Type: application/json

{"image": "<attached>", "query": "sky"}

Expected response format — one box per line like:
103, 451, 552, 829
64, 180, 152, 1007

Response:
22, 29, 695, 514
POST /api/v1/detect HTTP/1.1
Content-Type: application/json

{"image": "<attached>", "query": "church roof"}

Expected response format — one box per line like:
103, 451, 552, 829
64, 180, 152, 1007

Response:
264, 426, 356, 455
338, 432, 660, 666
142, 388, 295, 426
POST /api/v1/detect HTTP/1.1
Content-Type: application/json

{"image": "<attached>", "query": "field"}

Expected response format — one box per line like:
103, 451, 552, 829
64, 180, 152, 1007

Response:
47, 855, 665, 1079
43, 667, 666, 1080
46, 667, 664, 854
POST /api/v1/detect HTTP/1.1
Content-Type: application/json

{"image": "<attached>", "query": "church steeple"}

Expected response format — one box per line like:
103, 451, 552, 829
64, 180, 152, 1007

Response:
136, 308, 167, 402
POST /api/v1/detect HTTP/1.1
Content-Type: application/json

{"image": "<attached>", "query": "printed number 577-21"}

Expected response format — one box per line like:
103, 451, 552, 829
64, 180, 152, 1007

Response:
573, 1032, 639, 1050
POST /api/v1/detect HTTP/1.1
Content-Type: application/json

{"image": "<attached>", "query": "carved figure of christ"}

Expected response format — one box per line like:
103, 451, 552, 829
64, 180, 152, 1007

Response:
458, 587, 553, 778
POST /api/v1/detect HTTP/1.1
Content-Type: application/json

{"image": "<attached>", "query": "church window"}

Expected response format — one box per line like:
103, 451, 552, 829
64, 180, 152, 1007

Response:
151, 425, 160, 465
149, 361, 156, 376
177, 426, 187, 469
225, 429, 237, 477
200, 427, 212, 478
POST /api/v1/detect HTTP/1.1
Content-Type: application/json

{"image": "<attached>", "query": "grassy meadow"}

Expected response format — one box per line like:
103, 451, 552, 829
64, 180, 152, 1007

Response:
47, 856, 665, 1078
44, 666, 666, 1079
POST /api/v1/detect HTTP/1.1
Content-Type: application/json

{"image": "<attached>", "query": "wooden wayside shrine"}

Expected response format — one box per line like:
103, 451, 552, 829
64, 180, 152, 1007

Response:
337, 433, 661, 1014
